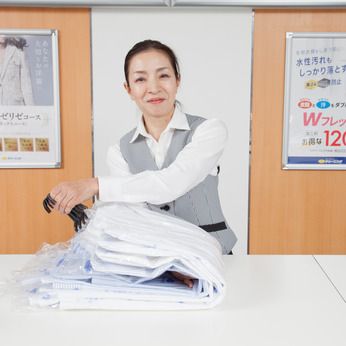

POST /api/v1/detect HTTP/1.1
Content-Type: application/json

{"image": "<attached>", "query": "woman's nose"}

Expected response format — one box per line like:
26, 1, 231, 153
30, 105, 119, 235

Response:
147, 77, 160, 93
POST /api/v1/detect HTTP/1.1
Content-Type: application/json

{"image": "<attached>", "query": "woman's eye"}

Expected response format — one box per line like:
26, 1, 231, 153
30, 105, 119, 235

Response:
160, 74, 170, 78
135, 77, 145, 82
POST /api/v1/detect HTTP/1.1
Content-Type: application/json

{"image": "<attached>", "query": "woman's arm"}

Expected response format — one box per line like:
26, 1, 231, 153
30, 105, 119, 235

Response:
50, 118, 227, 213
98, 118, 228, 204
49, 142, 132, 214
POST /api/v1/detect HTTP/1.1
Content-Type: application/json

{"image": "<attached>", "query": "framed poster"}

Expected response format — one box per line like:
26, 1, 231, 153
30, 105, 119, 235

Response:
0, 29, 60, 168
282, 32, 346, 170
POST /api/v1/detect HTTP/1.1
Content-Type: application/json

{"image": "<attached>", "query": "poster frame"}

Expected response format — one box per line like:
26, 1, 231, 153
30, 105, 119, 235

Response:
282, 31, 346, 170
0, 28, 60, 168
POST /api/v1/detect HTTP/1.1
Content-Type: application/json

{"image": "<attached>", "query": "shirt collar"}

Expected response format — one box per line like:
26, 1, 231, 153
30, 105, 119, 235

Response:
129, 107, 190, 143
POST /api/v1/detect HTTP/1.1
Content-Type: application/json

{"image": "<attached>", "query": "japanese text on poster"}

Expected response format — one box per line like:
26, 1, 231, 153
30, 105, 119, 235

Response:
0, 29, 60, 168
283, 33, 346, 170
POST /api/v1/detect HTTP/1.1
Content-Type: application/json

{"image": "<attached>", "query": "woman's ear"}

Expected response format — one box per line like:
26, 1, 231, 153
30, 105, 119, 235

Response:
124, 82, 130, 94
124, 82, 134, 100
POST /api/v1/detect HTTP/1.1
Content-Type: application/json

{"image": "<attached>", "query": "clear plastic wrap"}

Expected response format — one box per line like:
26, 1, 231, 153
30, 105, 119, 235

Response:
10, 201, 226, 310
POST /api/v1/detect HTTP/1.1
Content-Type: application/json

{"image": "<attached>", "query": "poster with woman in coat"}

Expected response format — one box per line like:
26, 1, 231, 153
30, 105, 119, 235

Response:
0, 30, 60, 168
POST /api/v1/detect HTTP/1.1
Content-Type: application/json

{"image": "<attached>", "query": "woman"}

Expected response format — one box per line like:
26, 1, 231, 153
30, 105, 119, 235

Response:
0, 36, 34, 105
50, 40, 237, 261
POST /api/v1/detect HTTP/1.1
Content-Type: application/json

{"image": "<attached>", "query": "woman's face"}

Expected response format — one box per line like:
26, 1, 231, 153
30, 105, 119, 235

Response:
125, 49, 180, 120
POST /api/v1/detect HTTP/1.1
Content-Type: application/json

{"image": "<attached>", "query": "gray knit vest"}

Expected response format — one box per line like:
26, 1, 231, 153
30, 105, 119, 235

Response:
119, 114, 237, 254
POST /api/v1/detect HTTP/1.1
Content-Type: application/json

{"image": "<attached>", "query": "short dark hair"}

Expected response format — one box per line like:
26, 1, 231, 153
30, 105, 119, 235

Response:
3, 37, 28, 50
124, 39, 180, 85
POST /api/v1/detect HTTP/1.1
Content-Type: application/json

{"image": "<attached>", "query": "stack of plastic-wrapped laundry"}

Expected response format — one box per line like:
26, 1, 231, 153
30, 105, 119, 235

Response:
14, 202, 226, 310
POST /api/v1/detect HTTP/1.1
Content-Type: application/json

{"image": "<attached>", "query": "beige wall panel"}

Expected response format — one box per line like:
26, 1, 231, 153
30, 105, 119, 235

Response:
250, 10, 346, 254
0, 8, 92, 253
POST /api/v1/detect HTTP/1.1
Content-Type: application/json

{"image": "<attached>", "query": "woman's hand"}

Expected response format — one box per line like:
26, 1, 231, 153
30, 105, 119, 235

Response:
50, 178, 99, 214
171, 271, 194, 288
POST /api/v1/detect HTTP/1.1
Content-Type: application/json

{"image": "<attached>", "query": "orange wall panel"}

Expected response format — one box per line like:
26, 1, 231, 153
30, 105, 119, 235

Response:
250, 10, 346, 254
0, 8, 92, 253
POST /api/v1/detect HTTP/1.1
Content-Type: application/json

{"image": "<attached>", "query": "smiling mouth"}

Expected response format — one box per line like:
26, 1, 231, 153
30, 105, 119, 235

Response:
147, 98, 165, 104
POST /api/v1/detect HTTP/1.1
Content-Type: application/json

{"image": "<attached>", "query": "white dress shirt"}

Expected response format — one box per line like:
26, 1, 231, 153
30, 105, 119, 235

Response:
98, 107, 228, 205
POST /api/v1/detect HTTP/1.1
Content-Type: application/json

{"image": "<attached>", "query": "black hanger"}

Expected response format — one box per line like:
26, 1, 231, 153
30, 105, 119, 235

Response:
43, 193, 88, 232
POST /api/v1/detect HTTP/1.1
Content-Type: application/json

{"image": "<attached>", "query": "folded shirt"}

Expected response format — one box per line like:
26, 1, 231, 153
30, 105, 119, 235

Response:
14, 202, 226, 310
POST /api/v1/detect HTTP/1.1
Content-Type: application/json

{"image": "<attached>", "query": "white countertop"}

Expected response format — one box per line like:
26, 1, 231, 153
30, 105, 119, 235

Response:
314, 255, 346, 302
0, 255, 345, 346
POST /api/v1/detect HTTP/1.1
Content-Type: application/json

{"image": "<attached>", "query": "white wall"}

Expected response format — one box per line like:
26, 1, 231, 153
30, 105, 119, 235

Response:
92, 7, 252, 254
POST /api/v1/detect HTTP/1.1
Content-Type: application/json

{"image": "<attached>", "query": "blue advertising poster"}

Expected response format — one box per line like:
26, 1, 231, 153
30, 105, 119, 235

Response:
283, 33, 346, 170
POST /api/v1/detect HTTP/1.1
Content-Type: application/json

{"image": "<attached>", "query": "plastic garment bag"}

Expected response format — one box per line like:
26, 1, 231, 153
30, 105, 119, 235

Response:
13, 202, 226, 310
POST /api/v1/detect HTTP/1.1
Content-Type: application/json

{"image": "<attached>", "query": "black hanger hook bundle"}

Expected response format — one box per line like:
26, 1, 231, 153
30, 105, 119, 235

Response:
43, 194, 88, 232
